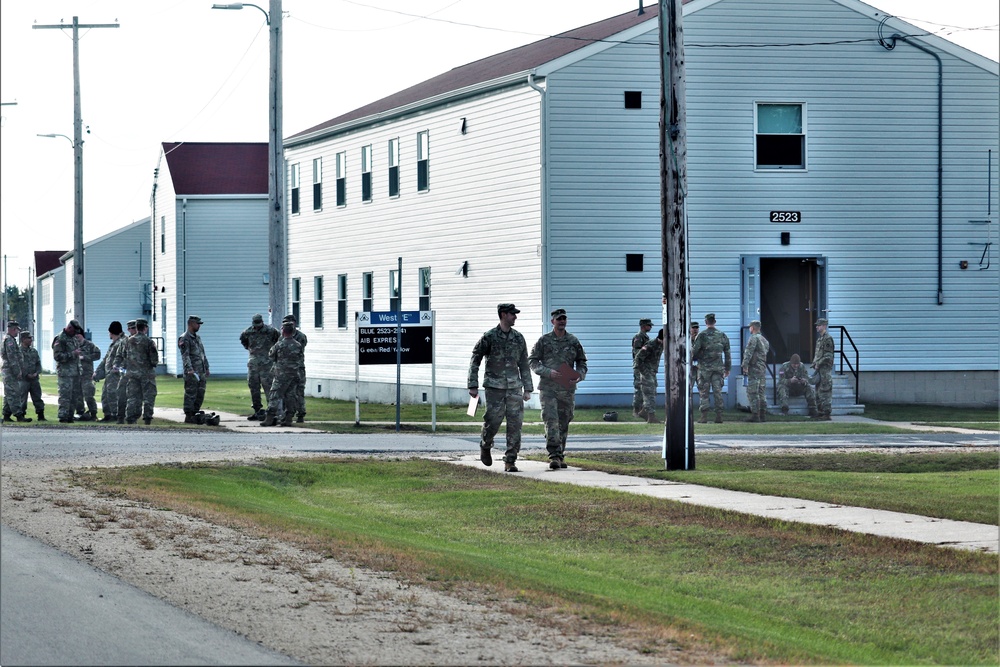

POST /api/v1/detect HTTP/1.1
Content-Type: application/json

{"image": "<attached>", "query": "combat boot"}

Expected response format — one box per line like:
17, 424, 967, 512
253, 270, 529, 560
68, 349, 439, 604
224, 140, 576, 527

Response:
697, 412, 708, 424
504, 462, 519, 473
184, 412, 197, 424
15, 414, 32, 422
296, 414, 305, 424
1, 414, 12, 423
744, 412, 760, 423
759, 411, 766, 422
260, 412, 276, 427
36, 410, 46, 422
143, 417, 153, 425
646, 411, 661, 424
780, 405, 789, 414
247, 410, 260, 421
714, 412, 723, 424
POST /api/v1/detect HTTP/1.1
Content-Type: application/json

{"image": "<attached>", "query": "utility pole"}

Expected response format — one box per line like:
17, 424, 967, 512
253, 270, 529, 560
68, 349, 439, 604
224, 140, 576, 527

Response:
34, 17, 119, 333
269, 0, 287, 322
658, 0, 694, 470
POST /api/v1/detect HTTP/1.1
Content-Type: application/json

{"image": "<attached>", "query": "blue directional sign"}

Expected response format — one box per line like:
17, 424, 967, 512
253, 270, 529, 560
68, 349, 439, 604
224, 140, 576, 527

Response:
358, 311, 430, 326
356, 311, 433, 365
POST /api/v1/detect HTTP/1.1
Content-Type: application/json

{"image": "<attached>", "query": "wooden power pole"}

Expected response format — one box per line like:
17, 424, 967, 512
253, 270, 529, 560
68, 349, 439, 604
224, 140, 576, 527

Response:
658, 0, 694, 469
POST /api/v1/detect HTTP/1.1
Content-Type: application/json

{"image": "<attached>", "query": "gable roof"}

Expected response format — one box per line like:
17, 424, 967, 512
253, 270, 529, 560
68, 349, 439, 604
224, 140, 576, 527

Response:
288, 4, 664, 142
161, 142, 268, 195
34, 250, 67, 277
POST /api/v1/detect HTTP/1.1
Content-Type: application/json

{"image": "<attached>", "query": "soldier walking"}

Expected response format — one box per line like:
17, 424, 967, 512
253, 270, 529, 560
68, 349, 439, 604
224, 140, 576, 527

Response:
741, 320, 770, 422
691, 313, 732, 423
125, 318, 159, 425
2, 320, 30, 422
631, 318, 653, 419
179, 315, 210, 422
18, 331, 46, 421
634, 328, 664, 424
281, 314, 308, 423
240, 313, 279, 420
529, 308, 588, 470
261, 322, 304, 427
468, 303, 534, 472
93, 321, 126, 422
52, 320, 85, 423
811, 318, 835, 420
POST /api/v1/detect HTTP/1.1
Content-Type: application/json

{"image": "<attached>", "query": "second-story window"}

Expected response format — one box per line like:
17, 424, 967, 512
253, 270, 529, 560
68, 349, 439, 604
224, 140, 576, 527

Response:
361, 145, 373, 202
419, 267, 431, 311
416, 130, 429, 192
337, 274, 347, 328
362, 272, 373, 312
388, 138, 400, 197
312, 157, 323, 210
336, 151, 347, 207
314, 276, 324, 328
291, 278, 301, 324
389, 270, 400, 311
290, 163, 300, 215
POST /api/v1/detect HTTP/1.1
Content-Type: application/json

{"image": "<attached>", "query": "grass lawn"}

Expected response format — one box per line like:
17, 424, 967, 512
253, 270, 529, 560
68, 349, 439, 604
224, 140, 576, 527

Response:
81, 457, 1000, 665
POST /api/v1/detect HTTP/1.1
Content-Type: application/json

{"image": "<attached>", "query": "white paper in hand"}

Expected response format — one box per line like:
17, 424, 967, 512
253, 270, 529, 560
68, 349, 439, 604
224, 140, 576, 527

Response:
467, 394, 479, 417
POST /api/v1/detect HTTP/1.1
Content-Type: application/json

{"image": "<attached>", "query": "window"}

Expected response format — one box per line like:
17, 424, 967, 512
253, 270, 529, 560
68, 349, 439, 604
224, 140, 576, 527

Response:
312, 157, 323, 210
362, 272, 373, 313
337, 274, 347, 328
755, 103, 805, 170
624, 91, 642, 109
416, 131, 429, 191
336, 152, 347, 206
160, 216, 165, 254
291, 278, 301, 324
388, 138, 399, 197
418, 267, 431, 311
314, 276, 324, 328
389, 270, 400, 312
361, 145, 373, 202
290, 163, 300, 214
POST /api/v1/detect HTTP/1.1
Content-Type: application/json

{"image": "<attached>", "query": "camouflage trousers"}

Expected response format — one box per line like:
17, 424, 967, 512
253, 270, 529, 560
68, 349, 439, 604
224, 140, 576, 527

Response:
539, 388, 575, 462
76, 376, 98, 417
183, 373, 207, 414
3, 374, 26, 417
480, 387, 526, 464
101, 372, 124, 419
639, 372, 658, 413
814, 368, 833, 416
57, 374, 82, 421
697, 368, 726, 415
746, 374, 767, 414
632, 369, 643, 412
266, 371, 298, 423
295, 368, 306, 418
20, 377, 44, 417
777, 380, 816, 410
125, 372, 157, 422
247, 357, 274, 412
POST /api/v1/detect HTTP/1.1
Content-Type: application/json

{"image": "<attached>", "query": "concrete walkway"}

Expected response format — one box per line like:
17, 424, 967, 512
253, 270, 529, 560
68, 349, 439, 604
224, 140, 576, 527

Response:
447, 456, 999, 554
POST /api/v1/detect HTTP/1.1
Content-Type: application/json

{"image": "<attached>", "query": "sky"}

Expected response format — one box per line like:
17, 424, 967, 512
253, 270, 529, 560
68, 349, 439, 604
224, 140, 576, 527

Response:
1, 0, 997, 290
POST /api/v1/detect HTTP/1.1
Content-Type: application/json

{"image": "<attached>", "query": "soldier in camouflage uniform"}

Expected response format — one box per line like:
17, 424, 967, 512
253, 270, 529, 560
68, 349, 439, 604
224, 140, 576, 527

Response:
93, 321, 126, 422
468, 303, 534, 472
811, 318, 835, 421
116, 321, 138, 422
777, 353, 817, 417
52, 320, 85, 423
741, 320, 770, 422
178, 315, 210, 422
631, 318, 653, 418
261, 322, 304, 427
633, 328, 664, 424
18, 331, 46, 421
691, 313, 731, 423
75, 331, 102, 421
125, 318, 159, 425
282, 314, 308, 423
529, 308, 588, 470
240, 313, 280, 420
2, 320, 30, 422
688, 321, 700, 396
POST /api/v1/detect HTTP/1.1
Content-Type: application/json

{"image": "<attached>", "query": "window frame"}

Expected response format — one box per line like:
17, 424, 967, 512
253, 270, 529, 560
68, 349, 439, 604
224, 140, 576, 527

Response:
314, 276, 324, 329
336, 151, 347, 207
361, 144, 373, 203
291, 277, 301, 325
418, 267, 431, 311
416, 130, 429, 192
387, 138, 400, 198
362, 272, 373, 313
312, 157, 323, 211
337, 274, 348, 329
389, 270, 400, 312
754, 102, 807, 171
290, 163, 301, 215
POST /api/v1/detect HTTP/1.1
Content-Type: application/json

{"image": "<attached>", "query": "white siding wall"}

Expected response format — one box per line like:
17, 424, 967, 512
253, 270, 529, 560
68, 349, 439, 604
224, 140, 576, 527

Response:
286, 86, 543, 395
153, 168, 179, 372
37, 269, 64, 371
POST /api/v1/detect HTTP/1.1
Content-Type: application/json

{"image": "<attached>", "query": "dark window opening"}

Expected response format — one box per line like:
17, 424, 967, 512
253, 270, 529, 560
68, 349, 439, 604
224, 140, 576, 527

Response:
626, 254, 644, 272
624, 91, 642, 109
756, 135, 805, 169
388, 166, 399, 197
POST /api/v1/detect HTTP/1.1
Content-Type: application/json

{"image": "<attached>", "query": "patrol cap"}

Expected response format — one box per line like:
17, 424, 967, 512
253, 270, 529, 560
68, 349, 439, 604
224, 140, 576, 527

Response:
252, 313, 264, 324
282, 314, 297, 324
790, 353, 801, 363
281, 322, 295, 333
704, 313, 716, 324
690, 321, 700, 329
750, 319, 762, 328
135, 318, 148, 328
639, 318, 652, 326
109, 321, 123, 335
68, 319, 84, 334
127, 320, 137, 328
815, 318, 828, 326
497, 303, 520, 315
550, 308, 567, 319
6, 320, 19, 328
19, 331, 32, 340
188, 315, 203, 324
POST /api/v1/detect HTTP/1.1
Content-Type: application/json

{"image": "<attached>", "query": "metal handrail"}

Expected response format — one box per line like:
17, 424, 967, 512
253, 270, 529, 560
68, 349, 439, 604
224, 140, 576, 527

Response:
829, 325, 860, 404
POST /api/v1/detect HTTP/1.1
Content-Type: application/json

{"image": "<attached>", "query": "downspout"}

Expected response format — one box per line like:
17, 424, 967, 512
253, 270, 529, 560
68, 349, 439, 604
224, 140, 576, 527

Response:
880, 28, 944, 304
527, 71, 549, 321
150, 164, 159, 320
182, 198, 188, 327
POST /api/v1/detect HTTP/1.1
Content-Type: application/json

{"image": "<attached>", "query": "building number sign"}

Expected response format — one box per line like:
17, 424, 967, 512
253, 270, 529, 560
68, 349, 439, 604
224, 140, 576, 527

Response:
770, 211, 801, 223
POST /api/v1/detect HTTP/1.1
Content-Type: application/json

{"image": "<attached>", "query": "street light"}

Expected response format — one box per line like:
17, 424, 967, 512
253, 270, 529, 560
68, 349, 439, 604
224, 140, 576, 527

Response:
38, 131, 85, 329
212, 0, 286, 323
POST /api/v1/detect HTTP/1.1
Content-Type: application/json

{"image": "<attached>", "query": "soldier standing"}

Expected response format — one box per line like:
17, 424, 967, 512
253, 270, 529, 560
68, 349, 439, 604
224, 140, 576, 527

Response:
282, 314, 308, 423
52, 320, 85, 423
741, 320, 770, 422
2, 320, 30, 422
811, 318, 835, 421
634, 328, 664, 424
777, 353, 817, 417
18, 331, 46, 421
240, 313, 280, 420
468, 303, 534, 472
75, 331, 102, 421
529, 308, 588, 470
93, 321, 126, 422
691, 313, 731, 423
125, 318, 159, 425
179, 315, 210, 422
261, 322, 304, 427
631, 318, 653, 419
116, 320, 138, 422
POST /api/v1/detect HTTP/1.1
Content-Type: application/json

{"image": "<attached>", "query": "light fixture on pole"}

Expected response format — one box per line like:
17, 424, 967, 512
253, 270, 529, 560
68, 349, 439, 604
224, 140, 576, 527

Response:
212, 1, 286, 322
38, 131, 84, 329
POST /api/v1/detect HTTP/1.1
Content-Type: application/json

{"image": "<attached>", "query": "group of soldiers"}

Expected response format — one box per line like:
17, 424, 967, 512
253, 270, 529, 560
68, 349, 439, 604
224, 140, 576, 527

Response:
2, 321, 45, 422
240, 313, 308, 427
631, 313, 836, 424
